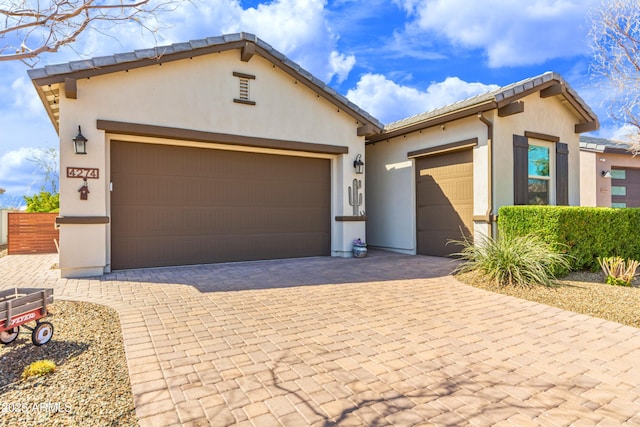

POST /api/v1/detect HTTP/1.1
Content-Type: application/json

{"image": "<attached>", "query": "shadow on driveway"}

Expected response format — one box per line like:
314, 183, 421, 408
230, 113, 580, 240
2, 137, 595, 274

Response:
101, 250, 458, 293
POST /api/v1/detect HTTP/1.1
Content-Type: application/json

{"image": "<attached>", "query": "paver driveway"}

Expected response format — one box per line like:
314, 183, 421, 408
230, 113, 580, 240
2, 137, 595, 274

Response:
2, 251, 640, 426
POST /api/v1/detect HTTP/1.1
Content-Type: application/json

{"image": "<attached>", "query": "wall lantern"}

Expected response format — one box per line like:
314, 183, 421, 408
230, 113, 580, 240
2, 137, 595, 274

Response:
72, 126, 88, 155
601, 170, 612, 178
353, 154, 364, 174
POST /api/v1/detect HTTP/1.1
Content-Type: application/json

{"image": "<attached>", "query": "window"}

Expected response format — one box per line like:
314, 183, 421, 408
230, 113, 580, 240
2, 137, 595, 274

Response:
611, 185, 627, 196
612, 202, 627, 208
513, 136, 566, 206
611, 169, 626, 180
527, 144, 552, 205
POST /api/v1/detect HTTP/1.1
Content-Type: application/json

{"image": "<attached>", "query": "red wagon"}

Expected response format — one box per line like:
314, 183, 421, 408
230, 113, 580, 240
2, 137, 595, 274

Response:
0, 288, 54, 346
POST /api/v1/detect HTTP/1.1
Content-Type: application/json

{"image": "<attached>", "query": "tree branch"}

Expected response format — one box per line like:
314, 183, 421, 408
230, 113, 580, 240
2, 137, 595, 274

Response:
0, 0, 180, 63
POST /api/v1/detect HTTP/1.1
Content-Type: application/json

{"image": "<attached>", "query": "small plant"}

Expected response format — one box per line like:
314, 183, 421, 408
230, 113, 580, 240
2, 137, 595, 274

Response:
451, 233, 571, 287
598, 256, 639, 287
353, 238, 366, 246
22, 359, 56, 380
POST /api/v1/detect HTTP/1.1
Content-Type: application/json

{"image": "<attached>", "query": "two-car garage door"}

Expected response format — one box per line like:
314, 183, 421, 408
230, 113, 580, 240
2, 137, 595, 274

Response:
110, 141, 330, 270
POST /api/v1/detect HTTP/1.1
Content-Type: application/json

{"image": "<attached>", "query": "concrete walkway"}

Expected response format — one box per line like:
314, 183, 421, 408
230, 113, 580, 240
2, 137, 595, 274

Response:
1, 252, 640, 426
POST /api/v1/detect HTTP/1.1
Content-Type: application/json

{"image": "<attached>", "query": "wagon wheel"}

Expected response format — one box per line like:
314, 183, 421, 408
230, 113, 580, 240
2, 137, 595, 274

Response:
0, 327, 20, 345
32, 322, 54, 346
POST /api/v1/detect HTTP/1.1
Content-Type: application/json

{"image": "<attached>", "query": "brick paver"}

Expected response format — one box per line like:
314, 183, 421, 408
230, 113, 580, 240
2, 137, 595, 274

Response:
1, 251, 640, 426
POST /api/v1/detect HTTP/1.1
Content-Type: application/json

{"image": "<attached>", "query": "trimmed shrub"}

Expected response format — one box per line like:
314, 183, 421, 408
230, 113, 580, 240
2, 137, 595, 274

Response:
451, 233, 571, 287
498, 206, 640, 272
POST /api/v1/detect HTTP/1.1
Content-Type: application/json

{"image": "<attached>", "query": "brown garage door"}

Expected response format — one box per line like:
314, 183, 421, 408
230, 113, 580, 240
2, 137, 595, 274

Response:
416, 149, 473, 257
110, 141, 330, 270
611, 167, 640, 208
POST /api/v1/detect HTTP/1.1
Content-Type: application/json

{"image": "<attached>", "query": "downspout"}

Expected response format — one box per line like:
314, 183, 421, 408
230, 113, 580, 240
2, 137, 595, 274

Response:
477, 113, 494, 238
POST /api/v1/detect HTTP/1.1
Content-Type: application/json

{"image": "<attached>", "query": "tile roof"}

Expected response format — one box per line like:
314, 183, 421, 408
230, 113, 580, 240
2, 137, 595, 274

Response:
383, 71, 597, 133
579, 136, 634, 153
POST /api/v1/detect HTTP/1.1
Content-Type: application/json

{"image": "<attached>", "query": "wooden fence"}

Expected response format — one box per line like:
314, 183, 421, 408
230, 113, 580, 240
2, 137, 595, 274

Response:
8, 213, 59, 255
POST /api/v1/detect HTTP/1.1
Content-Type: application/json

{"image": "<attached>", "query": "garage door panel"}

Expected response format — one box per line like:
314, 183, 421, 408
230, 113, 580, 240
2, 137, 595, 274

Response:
113, 205, 329, 236
113, 231, 330, 270
111, 141, 330, 270
114, 174, 330, 208
416, 149, 474, 257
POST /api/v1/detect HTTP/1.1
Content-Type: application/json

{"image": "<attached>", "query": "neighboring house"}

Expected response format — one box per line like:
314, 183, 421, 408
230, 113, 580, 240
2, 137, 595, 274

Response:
28, 33, 383, 278
365, 73, 598, 257
28, 34, 599, 277
580, 136, 640, 208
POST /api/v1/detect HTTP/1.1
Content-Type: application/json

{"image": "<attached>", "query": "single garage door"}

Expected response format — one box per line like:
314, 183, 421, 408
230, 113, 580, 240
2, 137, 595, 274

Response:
611, 167, 640, 208
110, 141, 331, 270
416, 148, 473, 257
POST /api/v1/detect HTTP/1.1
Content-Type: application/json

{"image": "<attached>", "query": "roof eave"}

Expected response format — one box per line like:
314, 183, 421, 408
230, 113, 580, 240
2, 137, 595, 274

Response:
366, 73, 599, 144
366, 100, 496, 144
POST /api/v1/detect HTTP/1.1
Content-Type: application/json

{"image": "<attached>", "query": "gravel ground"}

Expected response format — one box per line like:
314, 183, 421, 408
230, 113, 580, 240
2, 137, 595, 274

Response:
457, 271, 640, 329
0, 300, 136, 426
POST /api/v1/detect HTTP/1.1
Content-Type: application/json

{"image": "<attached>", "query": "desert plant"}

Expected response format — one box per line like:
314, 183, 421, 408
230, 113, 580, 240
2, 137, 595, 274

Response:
451, 233, 571, 287
22, 359, 56, 380
598, 256, 639, 287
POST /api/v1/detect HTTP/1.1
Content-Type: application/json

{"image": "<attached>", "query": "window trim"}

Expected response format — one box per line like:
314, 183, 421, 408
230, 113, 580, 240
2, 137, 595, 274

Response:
514, 134, 567, 206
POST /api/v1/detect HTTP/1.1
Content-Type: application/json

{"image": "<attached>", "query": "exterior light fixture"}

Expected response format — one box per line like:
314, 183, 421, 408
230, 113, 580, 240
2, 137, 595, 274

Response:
72, 126, 88, 155
354, 154, 364, 174
601, 170, 612, 178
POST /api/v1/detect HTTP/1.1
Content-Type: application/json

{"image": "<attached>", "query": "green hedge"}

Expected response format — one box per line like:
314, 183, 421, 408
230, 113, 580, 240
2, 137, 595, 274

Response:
498, 206, 640, 272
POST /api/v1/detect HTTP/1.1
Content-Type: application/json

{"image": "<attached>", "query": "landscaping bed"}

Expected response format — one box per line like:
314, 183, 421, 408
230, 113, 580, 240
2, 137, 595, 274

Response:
0, 300, 136, 426
457, 271, 640, 329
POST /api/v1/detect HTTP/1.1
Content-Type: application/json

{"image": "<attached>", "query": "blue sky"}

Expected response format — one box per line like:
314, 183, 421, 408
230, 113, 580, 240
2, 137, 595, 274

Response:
0, 0, 627, 207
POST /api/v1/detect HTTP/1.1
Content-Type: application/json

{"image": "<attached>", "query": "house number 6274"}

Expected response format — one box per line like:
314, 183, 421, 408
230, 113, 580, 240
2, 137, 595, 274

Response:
66, 167, 99, 179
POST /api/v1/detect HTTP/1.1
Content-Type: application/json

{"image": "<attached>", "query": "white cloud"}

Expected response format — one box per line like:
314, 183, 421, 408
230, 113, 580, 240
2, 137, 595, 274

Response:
395, 0, 598, 67
593, 124, 639, 144
328, 51, 356, 84
66, 0, 354, 84
0, 148, 42, 200
10, 77, 44, 115
346, 73, 499, 123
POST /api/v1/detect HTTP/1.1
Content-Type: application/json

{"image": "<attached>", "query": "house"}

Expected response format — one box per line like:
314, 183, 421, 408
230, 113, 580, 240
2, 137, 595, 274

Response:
580, 136, 640, 208
28, 33, 383, 278
365, 73, 598, 256
28, 34, 599, 277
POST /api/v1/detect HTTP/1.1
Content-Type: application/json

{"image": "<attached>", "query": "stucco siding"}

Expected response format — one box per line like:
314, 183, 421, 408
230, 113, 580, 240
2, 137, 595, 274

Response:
366, 91, 586, 254
0, 209, 9, 246
366, 116, 488, 253
492, 93, 582, 209
56, 50, 367, 276
580, 150, 598, 206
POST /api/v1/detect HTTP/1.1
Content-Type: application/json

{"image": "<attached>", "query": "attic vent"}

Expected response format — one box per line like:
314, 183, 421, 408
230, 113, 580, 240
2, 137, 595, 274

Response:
239, 78, 250, 100
233, 71, 256, 105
